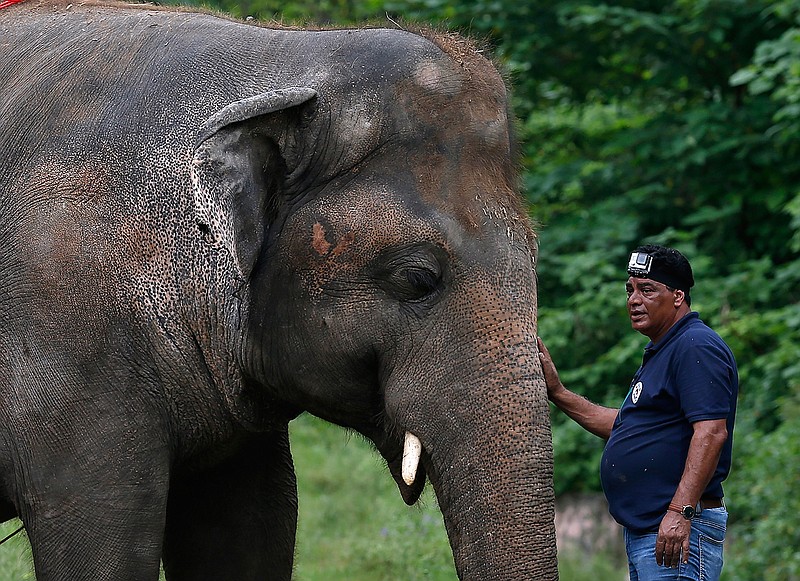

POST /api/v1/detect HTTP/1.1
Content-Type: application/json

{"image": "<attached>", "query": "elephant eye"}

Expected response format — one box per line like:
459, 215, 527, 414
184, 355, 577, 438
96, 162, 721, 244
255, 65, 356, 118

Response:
374, 244, 447, 305
402, 267, 442, 301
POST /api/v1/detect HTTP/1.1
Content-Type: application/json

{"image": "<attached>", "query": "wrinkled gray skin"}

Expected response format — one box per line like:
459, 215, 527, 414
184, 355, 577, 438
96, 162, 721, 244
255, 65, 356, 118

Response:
0, 2, 557, 579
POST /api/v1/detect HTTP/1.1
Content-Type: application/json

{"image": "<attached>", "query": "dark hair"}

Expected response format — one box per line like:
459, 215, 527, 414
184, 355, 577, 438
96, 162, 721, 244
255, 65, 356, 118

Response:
632, 244, 694, 306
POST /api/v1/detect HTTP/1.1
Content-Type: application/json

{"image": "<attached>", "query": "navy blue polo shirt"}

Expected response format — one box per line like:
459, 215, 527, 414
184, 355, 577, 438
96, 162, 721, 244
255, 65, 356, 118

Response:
600, 312, 738, 532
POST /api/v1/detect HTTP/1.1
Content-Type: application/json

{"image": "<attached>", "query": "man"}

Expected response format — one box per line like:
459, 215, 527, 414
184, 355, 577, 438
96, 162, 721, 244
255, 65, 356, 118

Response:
538, 245, 738, 580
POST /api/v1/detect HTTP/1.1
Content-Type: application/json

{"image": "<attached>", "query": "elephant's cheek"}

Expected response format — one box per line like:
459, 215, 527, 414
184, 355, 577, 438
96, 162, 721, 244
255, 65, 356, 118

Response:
287, 220, 355, 301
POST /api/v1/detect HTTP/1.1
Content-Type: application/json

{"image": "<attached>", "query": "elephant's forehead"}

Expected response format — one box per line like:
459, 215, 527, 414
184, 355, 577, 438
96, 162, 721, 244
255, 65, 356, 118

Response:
288, 183, 533, 278
381, 57, 522, 234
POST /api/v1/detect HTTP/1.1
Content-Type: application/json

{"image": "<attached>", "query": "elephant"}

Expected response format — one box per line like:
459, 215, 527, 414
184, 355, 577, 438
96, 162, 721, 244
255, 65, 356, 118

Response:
0, 1, 558, 579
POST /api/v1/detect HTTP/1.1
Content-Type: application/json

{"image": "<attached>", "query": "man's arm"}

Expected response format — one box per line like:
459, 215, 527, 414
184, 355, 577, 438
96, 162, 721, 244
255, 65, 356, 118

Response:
655, 418, 729, 568
537, 337, 618, 440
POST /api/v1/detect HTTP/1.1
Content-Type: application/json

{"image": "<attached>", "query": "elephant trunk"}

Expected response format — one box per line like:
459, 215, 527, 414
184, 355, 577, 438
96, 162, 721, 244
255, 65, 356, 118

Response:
393, 348, 558, 579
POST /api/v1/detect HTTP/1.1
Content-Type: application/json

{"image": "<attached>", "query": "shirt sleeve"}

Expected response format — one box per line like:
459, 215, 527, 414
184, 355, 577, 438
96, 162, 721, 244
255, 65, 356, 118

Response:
673, 332, 735, 422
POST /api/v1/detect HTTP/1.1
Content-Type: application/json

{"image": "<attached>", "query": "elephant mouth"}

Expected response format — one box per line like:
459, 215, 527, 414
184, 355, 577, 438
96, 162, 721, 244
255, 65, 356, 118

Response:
385, 434, 427, 505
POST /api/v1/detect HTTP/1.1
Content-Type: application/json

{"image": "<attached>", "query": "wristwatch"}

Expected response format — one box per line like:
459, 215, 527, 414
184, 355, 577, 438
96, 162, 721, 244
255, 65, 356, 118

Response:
668, 503, 696, 520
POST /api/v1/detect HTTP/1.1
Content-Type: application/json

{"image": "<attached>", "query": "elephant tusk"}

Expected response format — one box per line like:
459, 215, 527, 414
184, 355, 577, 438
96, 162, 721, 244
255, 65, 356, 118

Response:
402, 432, 422, 486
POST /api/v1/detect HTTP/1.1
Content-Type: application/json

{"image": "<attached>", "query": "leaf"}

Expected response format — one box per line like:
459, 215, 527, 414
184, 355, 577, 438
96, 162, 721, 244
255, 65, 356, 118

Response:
730, 67, 759, 86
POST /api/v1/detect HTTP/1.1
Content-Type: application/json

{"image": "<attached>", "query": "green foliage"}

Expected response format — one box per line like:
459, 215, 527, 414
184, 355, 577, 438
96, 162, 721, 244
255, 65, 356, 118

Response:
723, 391, 800, 580
730, 0, 800, 141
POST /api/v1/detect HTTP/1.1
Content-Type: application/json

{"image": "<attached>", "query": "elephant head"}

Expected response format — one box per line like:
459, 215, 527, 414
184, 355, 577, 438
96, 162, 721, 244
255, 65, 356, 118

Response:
190, 29, 557, 579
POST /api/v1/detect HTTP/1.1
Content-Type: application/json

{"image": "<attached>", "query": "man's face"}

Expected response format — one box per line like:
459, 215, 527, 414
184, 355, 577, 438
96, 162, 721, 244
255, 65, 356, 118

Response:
625, 276, 683, 342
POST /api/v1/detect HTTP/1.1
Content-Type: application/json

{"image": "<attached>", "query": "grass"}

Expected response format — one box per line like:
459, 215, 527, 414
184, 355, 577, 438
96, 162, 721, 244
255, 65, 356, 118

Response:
290, 415, 455, 581
0, 521, 32, 580
0, 414, 626, 580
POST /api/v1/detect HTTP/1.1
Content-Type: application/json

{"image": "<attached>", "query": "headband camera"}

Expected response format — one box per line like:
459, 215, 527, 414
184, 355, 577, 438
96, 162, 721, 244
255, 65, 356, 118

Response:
627, 252, 653, 277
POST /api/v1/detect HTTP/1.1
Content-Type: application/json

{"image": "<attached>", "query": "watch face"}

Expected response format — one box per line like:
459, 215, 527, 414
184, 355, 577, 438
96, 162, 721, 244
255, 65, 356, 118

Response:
682, 505, 696, 519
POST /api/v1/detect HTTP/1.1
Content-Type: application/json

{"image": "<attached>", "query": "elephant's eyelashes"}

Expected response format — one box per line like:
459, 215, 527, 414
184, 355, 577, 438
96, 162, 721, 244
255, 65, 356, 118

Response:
402, 267, 442, 301
379, 265, 442, 302
373, 245, 447, 305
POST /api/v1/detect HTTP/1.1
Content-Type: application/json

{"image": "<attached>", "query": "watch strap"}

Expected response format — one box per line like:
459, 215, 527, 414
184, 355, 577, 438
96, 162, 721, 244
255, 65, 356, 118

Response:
668, 502, 695, 519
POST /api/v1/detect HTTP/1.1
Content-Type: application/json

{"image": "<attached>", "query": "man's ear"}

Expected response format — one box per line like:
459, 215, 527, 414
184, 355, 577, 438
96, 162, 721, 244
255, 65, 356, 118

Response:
191, 88, 317, 277
674, 289, 686, 307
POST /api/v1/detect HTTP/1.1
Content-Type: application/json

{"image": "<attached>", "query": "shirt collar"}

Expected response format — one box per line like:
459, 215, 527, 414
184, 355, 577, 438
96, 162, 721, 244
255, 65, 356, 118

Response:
643, 311, 699, 356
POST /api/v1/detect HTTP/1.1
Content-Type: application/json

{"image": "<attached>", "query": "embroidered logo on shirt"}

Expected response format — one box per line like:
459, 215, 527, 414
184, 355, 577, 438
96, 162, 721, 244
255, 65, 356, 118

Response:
631, 381, 643, 404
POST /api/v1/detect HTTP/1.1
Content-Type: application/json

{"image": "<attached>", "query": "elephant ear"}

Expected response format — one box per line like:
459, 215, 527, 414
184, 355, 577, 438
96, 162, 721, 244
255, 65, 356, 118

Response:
191, 87, 318, 277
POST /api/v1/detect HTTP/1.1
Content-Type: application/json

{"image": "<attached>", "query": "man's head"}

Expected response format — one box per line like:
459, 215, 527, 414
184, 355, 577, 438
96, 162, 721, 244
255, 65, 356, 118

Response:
627, 245, 694, 304
625, 245, 694, 343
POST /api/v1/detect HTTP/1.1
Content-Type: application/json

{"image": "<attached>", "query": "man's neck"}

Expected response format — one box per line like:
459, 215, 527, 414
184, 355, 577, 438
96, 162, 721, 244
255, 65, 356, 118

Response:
649, 307, 692, 344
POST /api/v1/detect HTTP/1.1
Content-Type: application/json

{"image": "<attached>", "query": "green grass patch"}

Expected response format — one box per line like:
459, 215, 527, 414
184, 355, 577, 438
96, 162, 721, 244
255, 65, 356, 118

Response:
0, 520, 33, 580
290, 414, 456, 581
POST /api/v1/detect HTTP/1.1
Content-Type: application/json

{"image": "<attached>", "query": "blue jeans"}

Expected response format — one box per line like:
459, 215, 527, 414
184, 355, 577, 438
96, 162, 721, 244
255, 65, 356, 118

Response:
625, 507, 727, 580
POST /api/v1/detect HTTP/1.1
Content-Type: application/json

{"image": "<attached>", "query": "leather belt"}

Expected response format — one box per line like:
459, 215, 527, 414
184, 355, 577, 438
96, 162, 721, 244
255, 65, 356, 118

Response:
699, 497, 724, 510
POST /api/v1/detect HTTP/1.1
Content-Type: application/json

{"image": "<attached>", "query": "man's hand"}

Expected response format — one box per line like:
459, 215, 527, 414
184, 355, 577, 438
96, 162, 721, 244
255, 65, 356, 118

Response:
536, 336, 564, 399
655, 511, 691, 568
535, 336, 617, 439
